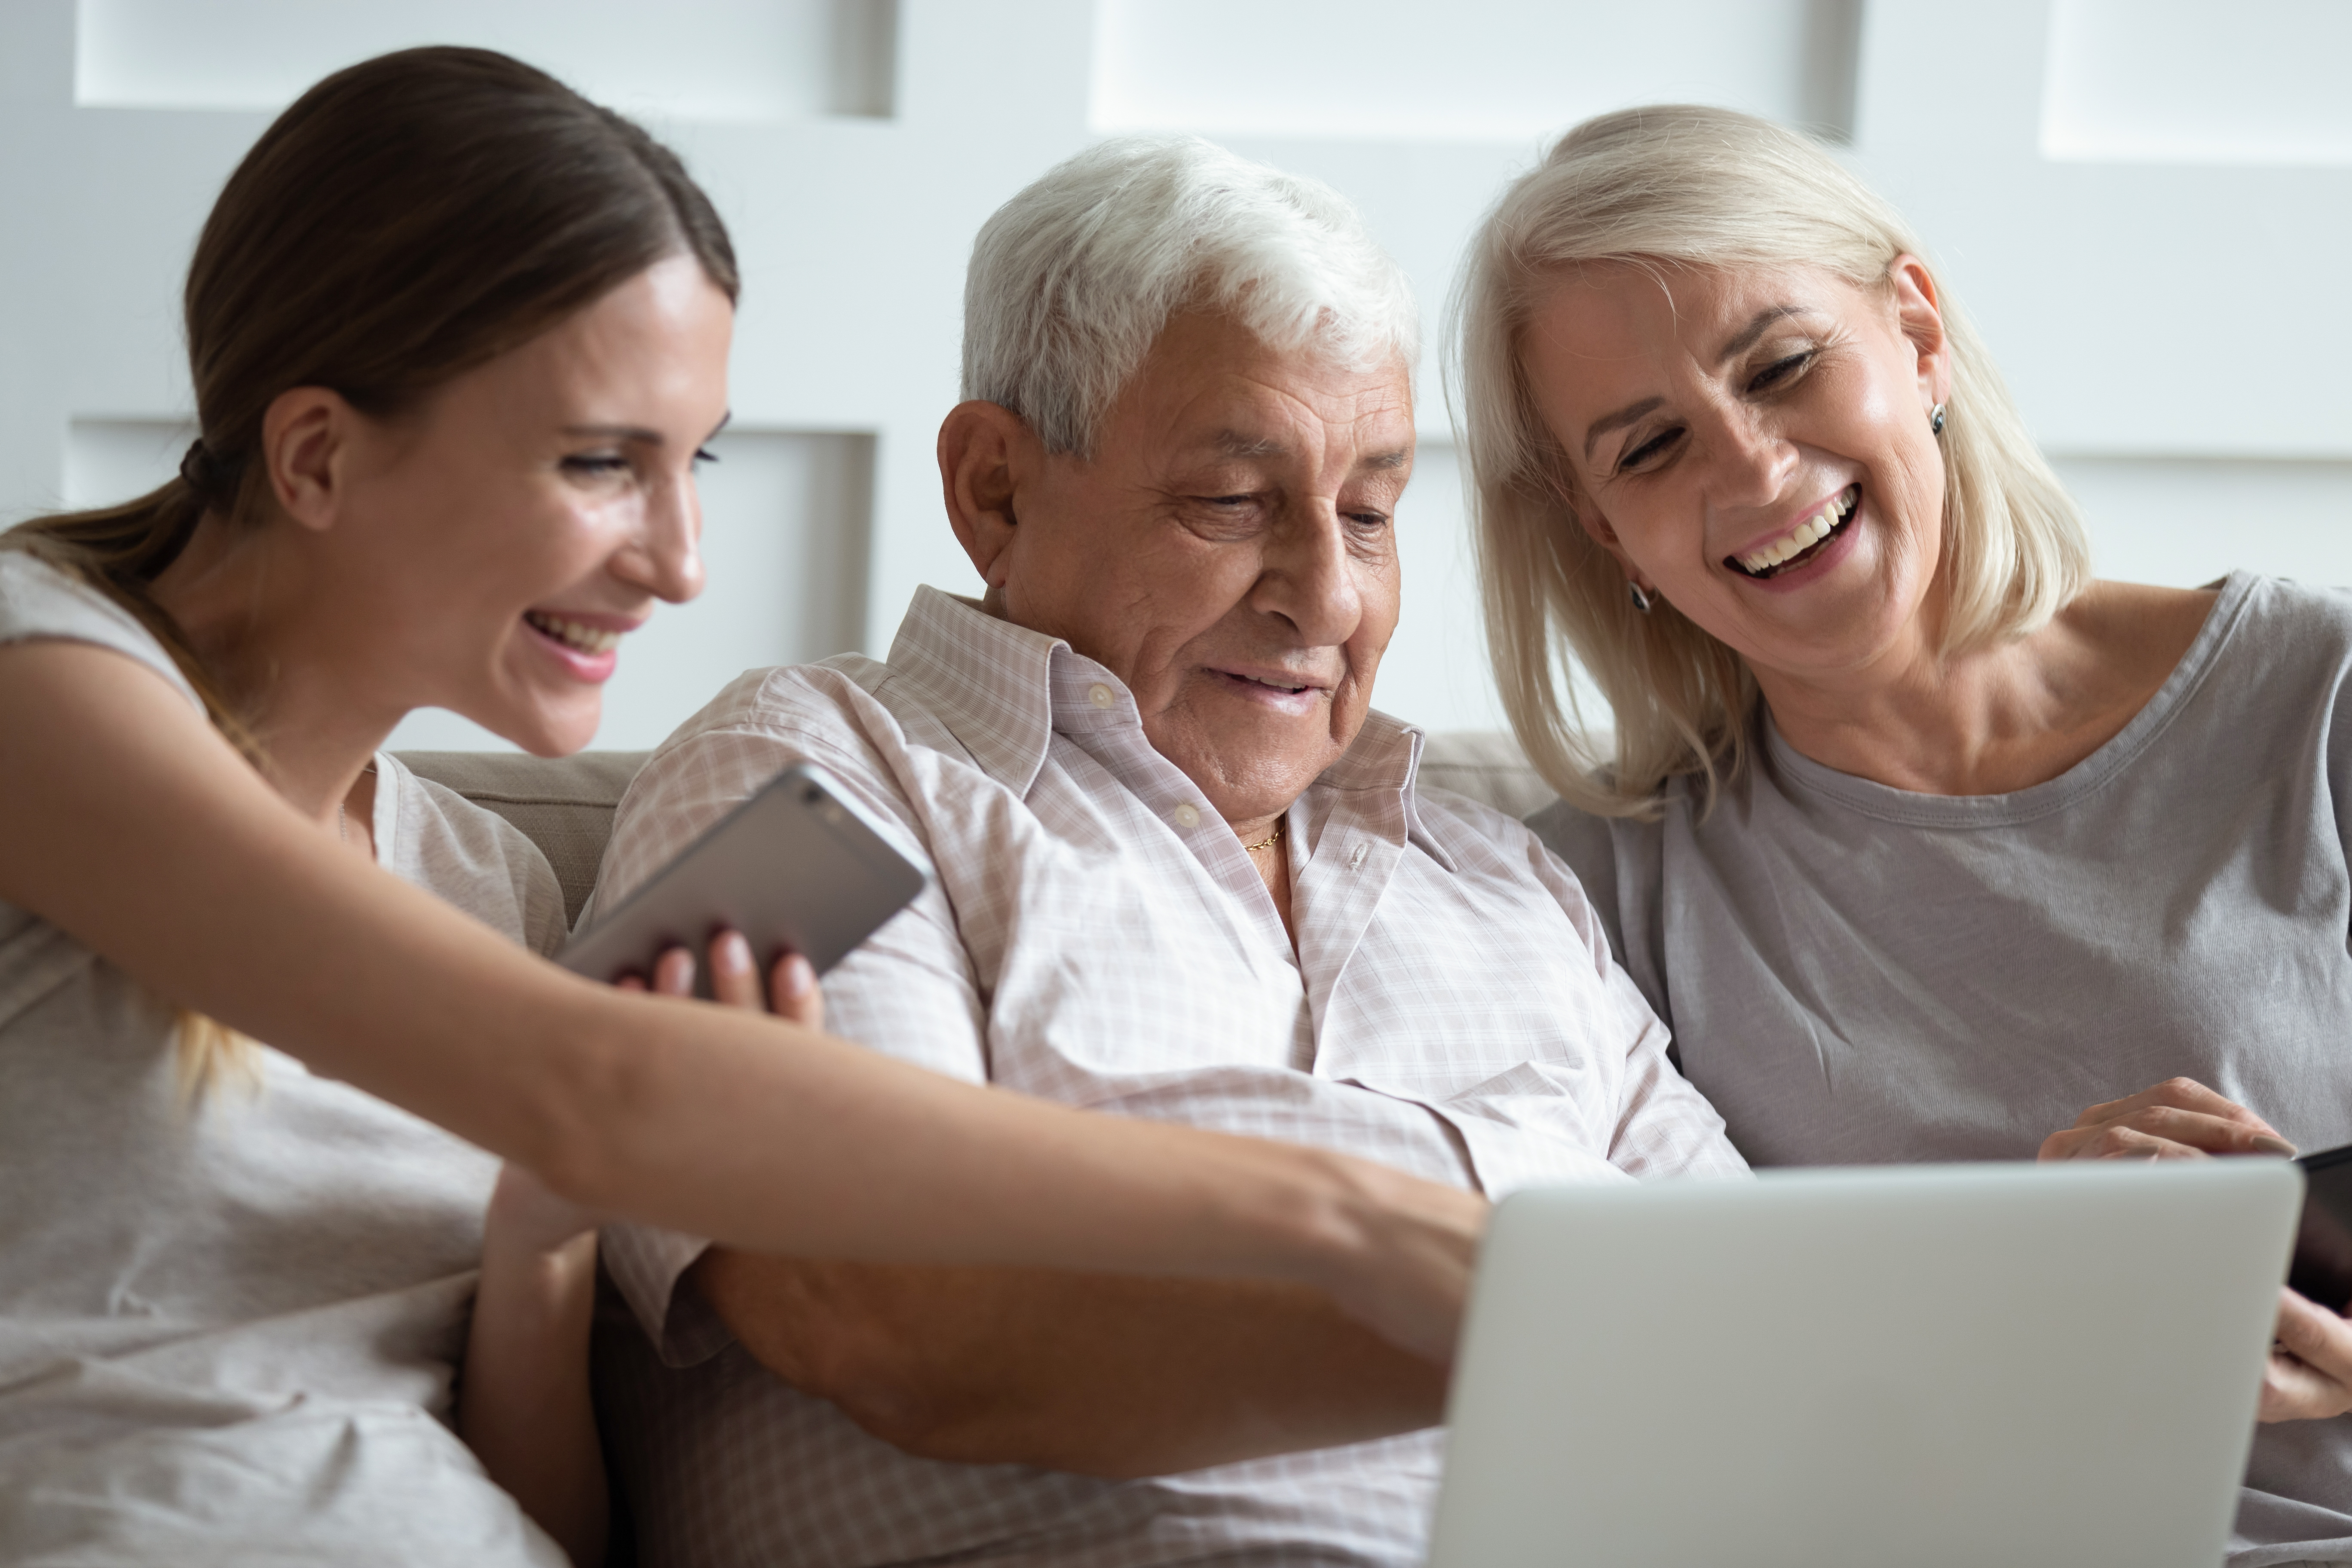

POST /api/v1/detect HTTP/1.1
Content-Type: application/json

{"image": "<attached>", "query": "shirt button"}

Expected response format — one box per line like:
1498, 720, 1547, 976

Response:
1087, 683, 1115, 709
1349, 842, 1369, 869
1173, 803, 1201, 829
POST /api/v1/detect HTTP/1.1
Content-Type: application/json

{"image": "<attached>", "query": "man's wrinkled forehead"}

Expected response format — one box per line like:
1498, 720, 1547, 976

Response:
1198, 425, 1414, 472
1115, 325, 1415, 479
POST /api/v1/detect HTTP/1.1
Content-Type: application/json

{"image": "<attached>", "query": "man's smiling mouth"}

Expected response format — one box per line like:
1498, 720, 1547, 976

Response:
1218, 669, 1319, 696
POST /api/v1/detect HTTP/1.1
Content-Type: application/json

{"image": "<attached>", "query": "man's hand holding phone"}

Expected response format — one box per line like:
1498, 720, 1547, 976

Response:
617, 928, 825, 1030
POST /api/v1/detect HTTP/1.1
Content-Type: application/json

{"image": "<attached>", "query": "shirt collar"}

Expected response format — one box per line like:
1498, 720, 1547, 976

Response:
884, 586, 1066, 796
882, 585, 1447, 862
1320, 709, 1451, 868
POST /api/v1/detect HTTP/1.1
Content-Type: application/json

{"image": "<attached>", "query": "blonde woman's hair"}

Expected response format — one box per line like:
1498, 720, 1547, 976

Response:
1447, 104, 2091, 818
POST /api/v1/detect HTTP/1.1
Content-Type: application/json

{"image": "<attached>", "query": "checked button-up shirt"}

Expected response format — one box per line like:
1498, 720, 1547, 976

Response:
594, 585, 1746, 1568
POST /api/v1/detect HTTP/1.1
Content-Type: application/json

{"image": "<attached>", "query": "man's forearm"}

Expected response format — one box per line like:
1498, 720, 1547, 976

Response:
690, 1250, 1447, 1477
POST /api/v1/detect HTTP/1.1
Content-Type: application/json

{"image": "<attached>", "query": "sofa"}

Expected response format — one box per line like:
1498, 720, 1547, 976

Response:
397, 730, 1560, 927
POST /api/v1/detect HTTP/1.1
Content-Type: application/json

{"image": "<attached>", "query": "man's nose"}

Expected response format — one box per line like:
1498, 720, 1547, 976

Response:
620, 469, 707, 605
1254, 501, 1363, 649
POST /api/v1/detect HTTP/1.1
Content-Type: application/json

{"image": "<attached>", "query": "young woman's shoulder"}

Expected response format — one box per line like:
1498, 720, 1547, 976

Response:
0, 548, 200, 712
375, 754, 567, 957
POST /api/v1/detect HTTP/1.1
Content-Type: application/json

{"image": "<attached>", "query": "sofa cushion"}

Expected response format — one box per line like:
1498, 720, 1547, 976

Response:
397, 750, 647, 927
396, 732, 1556, 930
1415, 729, 1562, 822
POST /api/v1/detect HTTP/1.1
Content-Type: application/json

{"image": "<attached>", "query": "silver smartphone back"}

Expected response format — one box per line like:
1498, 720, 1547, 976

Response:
559, 763, 927, 997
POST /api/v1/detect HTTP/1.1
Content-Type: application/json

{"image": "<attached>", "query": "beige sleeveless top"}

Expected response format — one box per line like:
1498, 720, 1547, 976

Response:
0, 551, 570, 1566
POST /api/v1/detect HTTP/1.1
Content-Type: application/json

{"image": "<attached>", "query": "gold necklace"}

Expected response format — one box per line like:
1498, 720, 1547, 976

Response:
1242, 818, 1286, 854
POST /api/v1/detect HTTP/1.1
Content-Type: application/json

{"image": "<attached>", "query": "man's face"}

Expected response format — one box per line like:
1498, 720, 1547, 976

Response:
983, 310, 1414, 826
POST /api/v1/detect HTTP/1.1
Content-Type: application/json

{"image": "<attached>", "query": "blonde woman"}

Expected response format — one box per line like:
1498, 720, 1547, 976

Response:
0, 47, 1482, 1565
1453, 104, 2352, 1563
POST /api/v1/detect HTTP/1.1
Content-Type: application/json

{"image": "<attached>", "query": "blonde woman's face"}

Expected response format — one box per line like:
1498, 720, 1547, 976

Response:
1520, 259, 1952, 692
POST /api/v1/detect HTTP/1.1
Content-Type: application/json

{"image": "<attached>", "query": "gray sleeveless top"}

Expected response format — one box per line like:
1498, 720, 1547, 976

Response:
1534, 572, 2352, 1566
0, 551, 571, 1565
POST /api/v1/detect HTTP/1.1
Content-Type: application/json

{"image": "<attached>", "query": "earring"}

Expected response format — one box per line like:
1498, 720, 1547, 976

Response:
1929, 402, 1947, 436
1628, 581, 1655, 614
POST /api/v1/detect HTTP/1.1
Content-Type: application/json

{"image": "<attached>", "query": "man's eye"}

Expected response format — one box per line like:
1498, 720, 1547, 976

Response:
693, 446, 721, 465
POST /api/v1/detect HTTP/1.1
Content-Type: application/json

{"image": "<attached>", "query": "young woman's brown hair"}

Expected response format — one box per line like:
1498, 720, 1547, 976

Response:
6, 45, 737, 1090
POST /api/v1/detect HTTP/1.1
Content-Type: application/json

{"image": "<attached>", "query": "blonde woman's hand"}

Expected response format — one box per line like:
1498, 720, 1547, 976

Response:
2037, 1076, 2297, 1162
616, 929, 824, 1030
2263, 1287, 2352, 1423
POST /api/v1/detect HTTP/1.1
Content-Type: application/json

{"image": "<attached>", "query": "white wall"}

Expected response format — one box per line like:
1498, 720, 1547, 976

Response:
4, 0, 2348, 751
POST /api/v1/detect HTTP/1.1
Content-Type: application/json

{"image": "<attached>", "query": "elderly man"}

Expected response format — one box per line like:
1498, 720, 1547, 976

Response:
593, 135, 1745, 1567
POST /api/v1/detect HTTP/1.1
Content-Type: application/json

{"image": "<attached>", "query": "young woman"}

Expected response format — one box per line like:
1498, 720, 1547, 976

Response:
1451, 104, 2352, 1562
0, 48, 1483, 1565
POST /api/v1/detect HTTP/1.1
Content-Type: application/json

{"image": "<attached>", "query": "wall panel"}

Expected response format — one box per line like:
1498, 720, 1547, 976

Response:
7, 1, 2352, 753
75, 0, 896, 121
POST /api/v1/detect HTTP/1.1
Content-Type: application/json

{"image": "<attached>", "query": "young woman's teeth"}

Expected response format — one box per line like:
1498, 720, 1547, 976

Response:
526, 611, 623, 655
1733, 487, 1859, 576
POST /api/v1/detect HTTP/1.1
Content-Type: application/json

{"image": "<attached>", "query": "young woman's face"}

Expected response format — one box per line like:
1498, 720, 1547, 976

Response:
328, 253, 733, 755
1519, 259, 1951, 692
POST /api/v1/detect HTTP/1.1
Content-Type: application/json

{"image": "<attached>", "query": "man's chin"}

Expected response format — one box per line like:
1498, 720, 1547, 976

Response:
1149, 706, 1357, 818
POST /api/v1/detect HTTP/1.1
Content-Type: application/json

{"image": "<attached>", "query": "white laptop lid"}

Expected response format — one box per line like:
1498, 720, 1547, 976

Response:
1427, 1160, 2300, 1568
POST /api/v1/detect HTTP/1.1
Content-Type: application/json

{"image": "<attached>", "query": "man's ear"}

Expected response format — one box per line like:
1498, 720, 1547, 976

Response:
937, 400, 1039, 595
1886, 254, 1953, 414
260, 386, 358, 534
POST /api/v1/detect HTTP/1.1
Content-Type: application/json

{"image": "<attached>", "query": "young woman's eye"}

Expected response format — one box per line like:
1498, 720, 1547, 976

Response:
1748, 351, 1814, 393
561, 453, 630, 477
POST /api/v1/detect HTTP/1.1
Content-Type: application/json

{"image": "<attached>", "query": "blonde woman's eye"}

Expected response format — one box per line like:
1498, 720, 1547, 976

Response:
1619, 429, 1681, 472
1748, 351, 1813, 393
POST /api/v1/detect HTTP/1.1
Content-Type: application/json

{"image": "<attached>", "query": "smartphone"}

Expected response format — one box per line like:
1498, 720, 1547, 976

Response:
559, 762, 927, 998
2290, 1143, 2352, 1311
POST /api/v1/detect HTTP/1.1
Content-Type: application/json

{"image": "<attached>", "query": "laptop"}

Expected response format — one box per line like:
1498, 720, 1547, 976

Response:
1427, 1159, 2300, 1568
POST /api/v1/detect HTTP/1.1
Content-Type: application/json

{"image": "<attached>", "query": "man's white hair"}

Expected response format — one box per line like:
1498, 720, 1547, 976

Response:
962, 134, 1419, 456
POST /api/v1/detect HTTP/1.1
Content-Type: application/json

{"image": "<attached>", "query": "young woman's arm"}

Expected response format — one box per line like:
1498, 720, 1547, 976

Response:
0, 640, 1482, 1360
460, 1167, 606, 1566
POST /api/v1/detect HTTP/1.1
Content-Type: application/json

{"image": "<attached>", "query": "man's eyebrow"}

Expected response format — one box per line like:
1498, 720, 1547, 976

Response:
1582, 397, 1662, 462
1715, 304, 1814, 365
1210, 430, 1288, 459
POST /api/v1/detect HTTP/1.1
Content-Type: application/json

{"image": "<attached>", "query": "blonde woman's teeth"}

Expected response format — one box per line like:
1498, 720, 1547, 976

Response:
526, 611, 624, 654
1733, 488, 1857, 575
